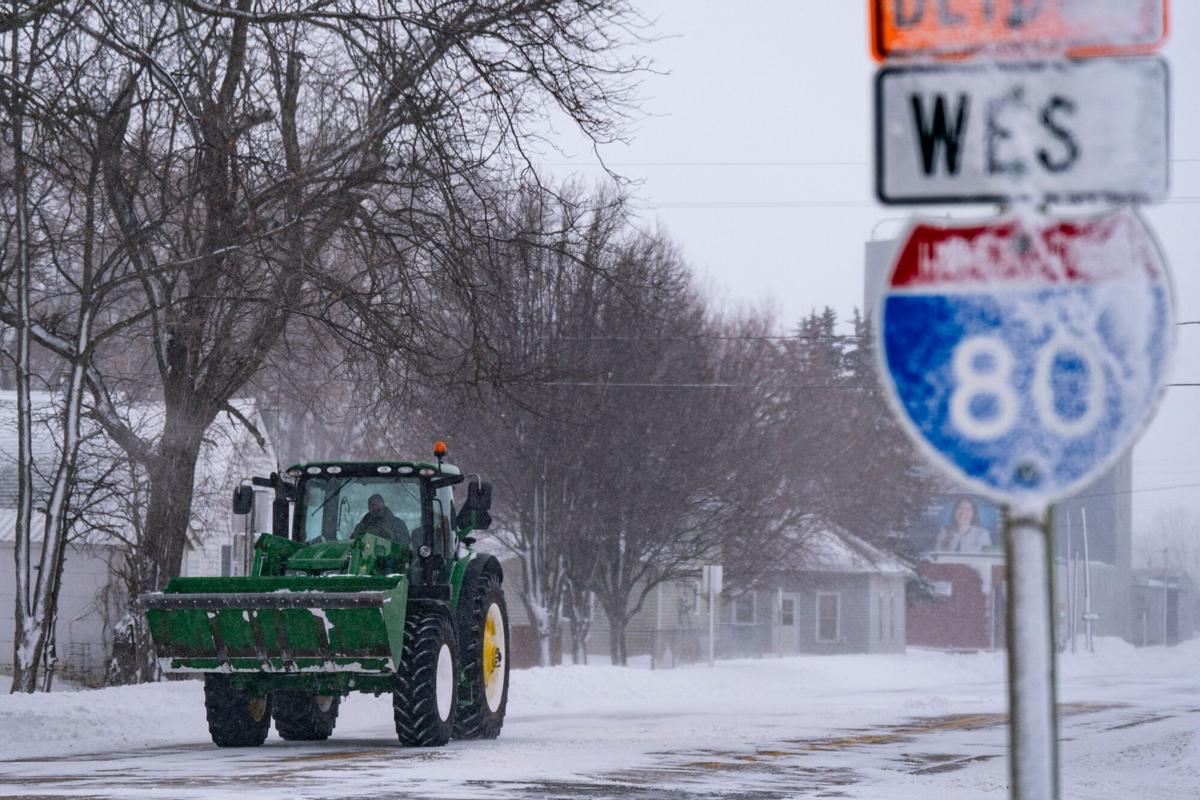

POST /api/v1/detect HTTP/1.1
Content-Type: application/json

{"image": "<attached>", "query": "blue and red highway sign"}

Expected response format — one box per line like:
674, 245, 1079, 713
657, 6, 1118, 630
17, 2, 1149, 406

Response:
876, 210, 1173, 504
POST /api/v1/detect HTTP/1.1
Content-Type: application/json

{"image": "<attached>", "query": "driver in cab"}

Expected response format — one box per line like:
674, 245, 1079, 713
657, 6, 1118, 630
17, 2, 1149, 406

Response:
351, 493, 410, 545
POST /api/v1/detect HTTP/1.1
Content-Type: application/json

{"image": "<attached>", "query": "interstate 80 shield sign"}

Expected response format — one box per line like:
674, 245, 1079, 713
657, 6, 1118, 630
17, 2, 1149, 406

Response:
876, 210, 1173, 504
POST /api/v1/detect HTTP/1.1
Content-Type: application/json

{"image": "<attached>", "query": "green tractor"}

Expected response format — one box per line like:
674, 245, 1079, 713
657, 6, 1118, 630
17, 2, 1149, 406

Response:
139, 444, 509, 748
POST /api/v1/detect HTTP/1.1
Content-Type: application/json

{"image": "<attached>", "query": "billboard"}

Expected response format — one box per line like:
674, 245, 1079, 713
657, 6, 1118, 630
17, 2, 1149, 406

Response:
916, 494, 1004, 555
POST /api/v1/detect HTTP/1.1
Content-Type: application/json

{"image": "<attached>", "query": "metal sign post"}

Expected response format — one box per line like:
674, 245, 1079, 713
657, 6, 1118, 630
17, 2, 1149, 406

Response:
701, 565, 723, 667
1004, 510, 1060, 800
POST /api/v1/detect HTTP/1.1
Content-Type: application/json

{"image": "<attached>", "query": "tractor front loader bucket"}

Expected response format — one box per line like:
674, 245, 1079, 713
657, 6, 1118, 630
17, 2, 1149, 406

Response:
140, 576, 408, 675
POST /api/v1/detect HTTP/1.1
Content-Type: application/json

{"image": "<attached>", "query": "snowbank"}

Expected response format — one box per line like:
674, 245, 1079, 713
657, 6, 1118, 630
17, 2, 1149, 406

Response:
0, 639, 1195, 761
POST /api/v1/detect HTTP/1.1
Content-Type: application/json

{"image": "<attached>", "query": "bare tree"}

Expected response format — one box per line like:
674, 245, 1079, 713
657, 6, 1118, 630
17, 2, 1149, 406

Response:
396, 182, 630, 666
1138, 507, 1200, 584
1, 6, 141, 692
0, 0, 646, 679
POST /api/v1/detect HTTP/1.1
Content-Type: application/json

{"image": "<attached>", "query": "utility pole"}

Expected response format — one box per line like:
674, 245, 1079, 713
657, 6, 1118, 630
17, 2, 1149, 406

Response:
1067, 511, 1076, 654
1081, 508, 1094, 653
1162, 547, 1170, 647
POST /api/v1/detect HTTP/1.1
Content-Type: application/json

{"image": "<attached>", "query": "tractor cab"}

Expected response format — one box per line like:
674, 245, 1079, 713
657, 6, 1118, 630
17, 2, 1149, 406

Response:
234, 445, 492, 587
283, 460, 463, 585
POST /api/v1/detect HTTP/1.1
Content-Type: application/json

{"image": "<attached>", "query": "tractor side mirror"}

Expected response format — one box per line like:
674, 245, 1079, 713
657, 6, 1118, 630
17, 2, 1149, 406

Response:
456, 480, 493, 531
232, 485, 254, 515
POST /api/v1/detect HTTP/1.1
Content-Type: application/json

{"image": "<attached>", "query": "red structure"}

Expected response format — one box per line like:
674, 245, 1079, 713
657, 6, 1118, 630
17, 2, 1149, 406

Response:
908, 558, 1006, 651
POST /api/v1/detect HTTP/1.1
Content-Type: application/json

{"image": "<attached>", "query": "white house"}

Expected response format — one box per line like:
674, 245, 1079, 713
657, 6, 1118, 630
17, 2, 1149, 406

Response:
0, 392, 276, 681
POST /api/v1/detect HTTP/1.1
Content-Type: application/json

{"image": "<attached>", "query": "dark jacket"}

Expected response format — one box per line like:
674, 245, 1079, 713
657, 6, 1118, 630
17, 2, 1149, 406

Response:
351, 508, 410, 544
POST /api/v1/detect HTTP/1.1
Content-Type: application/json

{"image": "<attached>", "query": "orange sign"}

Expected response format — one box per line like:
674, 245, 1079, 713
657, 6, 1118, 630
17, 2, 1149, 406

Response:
871, 1, 1168, 61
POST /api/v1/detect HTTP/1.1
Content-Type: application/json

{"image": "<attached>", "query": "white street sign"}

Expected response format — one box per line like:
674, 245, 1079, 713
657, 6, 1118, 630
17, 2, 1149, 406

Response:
875, 57, 1168, 205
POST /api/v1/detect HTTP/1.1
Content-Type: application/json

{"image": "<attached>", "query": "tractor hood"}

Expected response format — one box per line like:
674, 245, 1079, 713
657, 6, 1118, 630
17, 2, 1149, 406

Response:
285, 534, 409, 576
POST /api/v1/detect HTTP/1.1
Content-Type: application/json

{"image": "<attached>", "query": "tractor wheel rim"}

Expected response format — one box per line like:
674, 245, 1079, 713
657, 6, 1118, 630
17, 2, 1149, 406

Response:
436, 643, 453, 722
482, 603, 506, 712
316, 695, 335, 714
248, 697, 267, 722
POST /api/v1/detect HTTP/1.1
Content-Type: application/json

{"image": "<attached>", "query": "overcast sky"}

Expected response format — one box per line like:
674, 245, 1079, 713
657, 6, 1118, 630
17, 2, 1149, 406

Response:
543, 1, 1200, 539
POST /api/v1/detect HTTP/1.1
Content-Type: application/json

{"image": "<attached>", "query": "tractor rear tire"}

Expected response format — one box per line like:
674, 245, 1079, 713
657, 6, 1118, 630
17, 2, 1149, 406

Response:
453, 562, 509, 739
392, 605, 458, 747
273, 692, 340, 741
204, 674, 272, 747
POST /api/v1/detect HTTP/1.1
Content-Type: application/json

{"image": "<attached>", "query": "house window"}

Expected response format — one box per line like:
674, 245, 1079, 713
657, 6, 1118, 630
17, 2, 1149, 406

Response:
734, 592, 756, 625
816, 592, 840, 643
220, 545, 233, 577
781, 597, 795, 627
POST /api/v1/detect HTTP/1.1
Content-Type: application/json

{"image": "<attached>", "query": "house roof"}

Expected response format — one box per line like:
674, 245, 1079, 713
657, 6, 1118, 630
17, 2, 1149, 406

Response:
790, 519, 916, 578
0, 391, 61, 508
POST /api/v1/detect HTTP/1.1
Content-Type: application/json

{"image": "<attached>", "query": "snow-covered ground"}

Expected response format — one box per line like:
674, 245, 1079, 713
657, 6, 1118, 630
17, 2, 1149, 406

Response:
1, 639, 1197, 799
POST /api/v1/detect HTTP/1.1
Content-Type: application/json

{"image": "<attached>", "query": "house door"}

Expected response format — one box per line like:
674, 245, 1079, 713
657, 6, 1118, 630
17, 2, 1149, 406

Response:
779, 594, 800, 654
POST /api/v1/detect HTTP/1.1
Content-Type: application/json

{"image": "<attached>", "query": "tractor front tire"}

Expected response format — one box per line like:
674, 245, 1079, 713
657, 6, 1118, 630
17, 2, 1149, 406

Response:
393, 606, 458, 747
273, 692, 340, 741
453, 562, 510, 740
204, 674, 272, 747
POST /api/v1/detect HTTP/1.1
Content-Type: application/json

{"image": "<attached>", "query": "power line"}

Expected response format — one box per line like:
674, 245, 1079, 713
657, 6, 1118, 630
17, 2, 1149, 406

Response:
539, 381, 1200, 391
547, 333, 866, 342
640, 197, 1200, 210
540, 381, 876, 390
543, 158, 1200, 169
1073, 480, 1200, 501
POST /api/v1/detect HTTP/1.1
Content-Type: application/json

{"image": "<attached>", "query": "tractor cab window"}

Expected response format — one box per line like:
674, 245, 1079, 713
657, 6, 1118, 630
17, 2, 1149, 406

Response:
302, 476, 422, 544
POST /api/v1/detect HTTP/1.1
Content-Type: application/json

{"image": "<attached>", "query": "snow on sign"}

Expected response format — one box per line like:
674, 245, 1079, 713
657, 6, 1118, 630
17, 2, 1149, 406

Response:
871, 0, 1168, 61
875, 57, 1169, 206
876, 210, 1173, 504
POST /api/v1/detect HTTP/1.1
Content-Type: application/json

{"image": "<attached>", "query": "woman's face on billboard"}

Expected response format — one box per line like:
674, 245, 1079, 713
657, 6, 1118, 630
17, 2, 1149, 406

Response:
954, 499, 975, 527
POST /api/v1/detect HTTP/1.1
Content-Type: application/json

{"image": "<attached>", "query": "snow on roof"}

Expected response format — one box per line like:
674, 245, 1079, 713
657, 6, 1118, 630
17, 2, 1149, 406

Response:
789, 519, 915, 578
0, 392, 63, 508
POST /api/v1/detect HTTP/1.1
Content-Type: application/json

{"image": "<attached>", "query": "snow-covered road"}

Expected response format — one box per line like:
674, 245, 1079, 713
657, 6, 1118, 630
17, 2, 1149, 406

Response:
1, 641, 1197, 799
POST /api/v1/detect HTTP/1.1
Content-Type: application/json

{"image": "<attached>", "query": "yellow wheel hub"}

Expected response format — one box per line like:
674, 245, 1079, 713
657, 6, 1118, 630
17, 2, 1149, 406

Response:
481, 603, 506, 712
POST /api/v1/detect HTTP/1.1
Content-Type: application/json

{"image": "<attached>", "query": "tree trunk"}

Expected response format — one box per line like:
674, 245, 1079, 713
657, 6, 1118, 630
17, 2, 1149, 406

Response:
519, 594, 558, 669
570, 618, 590, 665
608, 613, 628, 667
9, 27, 37, 692
563, 584, 592, 665
128, 392, 213, 585
120, 417, 207, 680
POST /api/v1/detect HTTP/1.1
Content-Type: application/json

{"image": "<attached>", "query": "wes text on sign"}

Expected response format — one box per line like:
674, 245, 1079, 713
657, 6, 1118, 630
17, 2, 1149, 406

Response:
875, 57, 1168, 205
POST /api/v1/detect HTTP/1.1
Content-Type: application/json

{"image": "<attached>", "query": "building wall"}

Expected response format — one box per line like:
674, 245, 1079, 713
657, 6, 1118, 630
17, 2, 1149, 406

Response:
1053, 455, 1134, 641
909, 560, 1003, 650
909, 554, 1124, 651
787, 574, 871, 655
1131, 581, 1197, 647
0, 541, 121, 677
